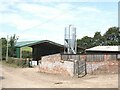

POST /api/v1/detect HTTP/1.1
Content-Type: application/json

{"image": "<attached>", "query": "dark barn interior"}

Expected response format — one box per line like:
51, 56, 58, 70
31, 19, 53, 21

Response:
30, 42, 64, 61
15, 40, 64, 65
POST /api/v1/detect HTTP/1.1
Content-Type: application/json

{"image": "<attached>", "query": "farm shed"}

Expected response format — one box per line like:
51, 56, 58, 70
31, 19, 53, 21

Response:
85, 46, 119, 74
86, 46, 120, 54
15, 40, 86, 76
85, 46, 120, 61
15, 40, 64, 65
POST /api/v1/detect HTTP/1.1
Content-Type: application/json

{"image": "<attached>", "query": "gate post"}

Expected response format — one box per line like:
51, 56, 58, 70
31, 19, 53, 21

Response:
74, 60, 78, 76
85, 58, 87, 75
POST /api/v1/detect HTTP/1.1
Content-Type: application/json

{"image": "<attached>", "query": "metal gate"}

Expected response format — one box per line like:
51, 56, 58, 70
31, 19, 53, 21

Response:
61, 54, 87, 77
74, 59, 87, 77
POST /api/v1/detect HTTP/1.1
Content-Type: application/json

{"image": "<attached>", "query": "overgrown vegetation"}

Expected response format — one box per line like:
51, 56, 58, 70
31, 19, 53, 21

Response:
9, 34, 18, 57
0, 34, 32, 67
22, 51, 32, 58
1, 57, 30, 68
0, 34, 18, 59
22, 46, 32, 58
0, 34, 32, 59
1, 38, 7, 59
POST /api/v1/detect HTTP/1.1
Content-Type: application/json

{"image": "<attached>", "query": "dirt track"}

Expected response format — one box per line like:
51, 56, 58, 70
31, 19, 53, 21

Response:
0, 63, 118, 88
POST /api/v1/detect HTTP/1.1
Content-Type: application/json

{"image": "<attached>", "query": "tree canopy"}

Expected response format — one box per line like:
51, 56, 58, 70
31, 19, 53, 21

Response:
0, 34, 18, 59
0, 38, 7, 59
9, 34, 18, 57
77, 27, 120, 50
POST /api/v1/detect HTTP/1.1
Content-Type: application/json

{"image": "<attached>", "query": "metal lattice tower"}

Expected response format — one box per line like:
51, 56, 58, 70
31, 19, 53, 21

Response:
64, 25, 77, 54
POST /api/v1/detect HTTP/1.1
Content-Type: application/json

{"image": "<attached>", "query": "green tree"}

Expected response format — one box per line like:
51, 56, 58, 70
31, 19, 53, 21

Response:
77, 36, 94, 49
93, 31, 102, 46
77, 26, 119, 53
22, 51, 32, 58
8, 34, 18, 57
0, 38, 7, 59
103, 27, 119, 45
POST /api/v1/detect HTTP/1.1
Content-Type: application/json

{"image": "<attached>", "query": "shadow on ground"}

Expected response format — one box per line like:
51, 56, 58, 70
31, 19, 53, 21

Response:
0, 76, 5, 80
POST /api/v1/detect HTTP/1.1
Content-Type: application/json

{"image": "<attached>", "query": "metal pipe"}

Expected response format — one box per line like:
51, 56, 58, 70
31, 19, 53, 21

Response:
68, 24, 72, 54
0, 38, 2, 61
64, 27, 66, 53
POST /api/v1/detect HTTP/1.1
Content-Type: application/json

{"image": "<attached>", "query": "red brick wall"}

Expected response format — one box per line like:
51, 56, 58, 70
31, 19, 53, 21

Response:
38, 54, 118, 76
38, 54, 74, 76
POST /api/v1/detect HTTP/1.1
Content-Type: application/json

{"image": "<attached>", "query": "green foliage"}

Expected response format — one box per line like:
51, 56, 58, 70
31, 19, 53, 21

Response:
77, 26, 120, 53
6, 57, 29, 68
22, 46, 32, 52
9, 34, 18, 57
0, 34, 19, 59
93, 32, 102, 46
0, 38, 7, 59
21, 46, 32, 58
6, 57, 15, 64
77, 36, 94, 49
1, 34, 32, 60
22, 51, 32, 58
103, 27, 119, 45
16, 60, 27, 67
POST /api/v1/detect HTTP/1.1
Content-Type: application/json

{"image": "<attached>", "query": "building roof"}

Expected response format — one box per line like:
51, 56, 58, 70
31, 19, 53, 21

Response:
15, 40, 64, 48
86, 46, 120, 52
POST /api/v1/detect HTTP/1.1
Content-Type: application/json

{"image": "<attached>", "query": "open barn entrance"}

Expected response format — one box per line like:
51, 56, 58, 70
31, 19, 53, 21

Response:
15, 40, 64, 66
30, 42, 64, 65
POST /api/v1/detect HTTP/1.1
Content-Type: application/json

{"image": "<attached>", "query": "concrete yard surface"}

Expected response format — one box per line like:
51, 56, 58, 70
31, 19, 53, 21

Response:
0, 64, 118, 88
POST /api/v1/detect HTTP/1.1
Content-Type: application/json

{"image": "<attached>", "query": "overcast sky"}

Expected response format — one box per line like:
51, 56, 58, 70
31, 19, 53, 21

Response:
0, 0, 118, 44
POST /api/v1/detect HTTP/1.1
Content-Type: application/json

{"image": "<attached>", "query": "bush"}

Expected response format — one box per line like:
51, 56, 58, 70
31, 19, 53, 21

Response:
22, 51, 32, 58
7, 57, 15, 64
6, 57, 30, 68
16, 60, 25, 67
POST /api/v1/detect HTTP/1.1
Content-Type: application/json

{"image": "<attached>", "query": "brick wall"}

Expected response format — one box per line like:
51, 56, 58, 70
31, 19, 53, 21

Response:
38, 54, 118, 76
86, 60, 118, 74
77, 54, 118, 74
38, 54, 74, 76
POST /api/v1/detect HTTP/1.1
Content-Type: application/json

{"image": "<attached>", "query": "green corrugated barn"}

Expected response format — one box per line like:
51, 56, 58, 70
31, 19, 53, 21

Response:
15, 40, 64, 65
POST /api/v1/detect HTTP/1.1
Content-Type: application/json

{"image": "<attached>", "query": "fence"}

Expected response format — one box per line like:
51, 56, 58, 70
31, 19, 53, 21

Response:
61, 54, 80, 61
85, 54, 118, 74
86, 54, 117, 62
61, 53, 118, 74
61, 54, 87, 76
61, 53, 118, 62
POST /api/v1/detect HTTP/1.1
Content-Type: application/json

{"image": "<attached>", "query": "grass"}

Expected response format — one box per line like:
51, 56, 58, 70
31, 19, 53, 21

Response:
0, 60, 19, 68
21, 46, 32, 52
0, 57, 29, 68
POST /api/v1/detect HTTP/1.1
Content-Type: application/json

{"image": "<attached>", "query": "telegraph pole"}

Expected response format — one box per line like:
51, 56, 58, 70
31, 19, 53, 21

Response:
6, 35, 8, 62
0, 38, 2, 61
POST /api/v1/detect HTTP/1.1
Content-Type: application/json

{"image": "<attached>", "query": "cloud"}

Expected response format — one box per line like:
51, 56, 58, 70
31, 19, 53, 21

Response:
55, 3, 75, 10
78, 7, 101, 13
0, 2, 117, 44
0, 2, 76, 31
16, 3, 63, 19
1, 13, 41, 31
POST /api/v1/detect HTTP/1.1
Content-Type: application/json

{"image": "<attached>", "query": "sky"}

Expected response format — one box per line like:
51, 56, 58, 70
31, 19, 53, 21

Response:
0, 0, 118, 44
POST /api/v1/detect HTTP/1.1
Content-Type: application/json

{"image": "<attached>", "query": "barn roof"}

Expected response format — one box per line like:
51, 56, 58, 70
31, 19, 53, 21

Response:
86, 46, 120, 52
15, 40, 64, 48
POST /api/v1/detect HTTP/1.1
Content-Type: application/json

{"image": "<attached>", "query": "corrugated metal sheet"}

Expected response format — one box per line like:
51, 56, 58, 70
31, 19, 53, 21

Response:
15, 41, 38, 47
86, 46, 120, 52
15, 40, 63, 47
